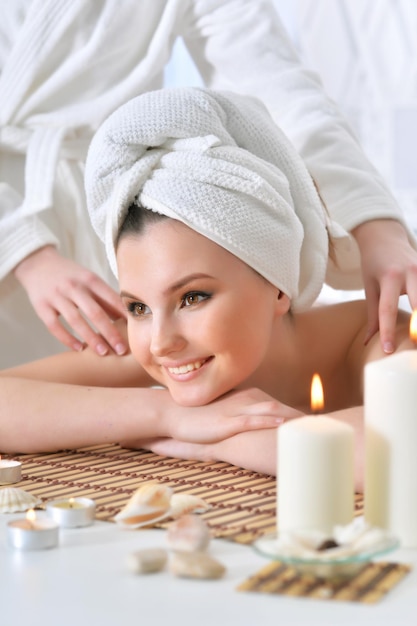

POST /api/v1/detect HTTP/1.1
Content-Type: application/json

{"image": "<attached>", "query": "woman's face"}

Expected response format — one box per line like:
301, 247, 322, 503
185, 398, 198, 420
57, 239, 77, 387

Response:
117, 219, 282, 406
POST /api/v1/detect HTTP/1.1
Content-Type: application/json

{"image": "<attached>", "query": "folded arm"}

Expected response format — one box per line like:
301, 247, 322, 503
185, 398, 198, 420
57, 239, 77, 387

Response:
135, 406, 363, 491
0, 343, 288, 454
129, 314, 413, 490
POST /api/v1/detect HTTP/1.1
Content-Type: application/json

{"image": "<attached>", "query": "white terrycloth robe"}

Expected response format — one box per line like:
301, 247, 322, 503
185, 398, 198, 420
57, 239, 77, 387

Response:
0, 0, 412, 366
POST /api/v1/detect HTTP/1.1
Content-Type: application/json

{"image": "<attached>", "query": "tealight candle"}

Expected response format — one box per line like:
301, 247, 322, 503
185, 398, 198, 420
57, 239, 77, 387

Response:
364, 310, 417, 547
277, 374, 354, 534
46, 497, 96, 528
7, 509, 59, 550
0, 455, 22, 484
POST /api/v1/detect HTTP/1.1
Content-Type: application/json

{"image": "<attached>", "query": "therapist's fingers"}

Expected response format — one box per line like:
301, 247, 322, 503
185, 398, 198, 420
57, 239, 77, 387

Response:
405, 272, 417, 319
376, 276, 403, 353
363, 280, 380, 346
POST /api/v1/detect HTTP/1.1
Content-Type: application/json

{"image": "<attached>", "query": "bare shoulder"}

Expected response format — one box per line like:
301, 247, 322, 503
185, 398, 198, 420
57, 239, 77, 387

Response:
297, 300, 410, 408
0, 349, 153, 388
361, 306, 411, 366
308, 299, 411, 358
309, 299, 368, 323
0, 320, 155, 388
298, 300, 370, 351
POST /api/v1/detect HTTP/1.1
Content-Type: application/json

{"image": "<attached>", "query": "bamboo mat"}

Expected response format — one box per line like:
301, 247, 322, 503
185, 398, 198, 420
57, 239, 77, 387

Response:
237, 560, 411, 604
6, 445, 364, 545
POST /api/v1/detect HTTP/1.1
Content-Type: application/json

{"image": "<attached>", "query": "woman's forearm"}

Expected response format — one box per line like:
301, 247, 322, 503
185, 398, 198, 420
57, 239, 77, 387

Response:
0, 381, 286, 455
174, 407, 364, 490
217, 408, 364, 490
0, 377, 167, 453
213, 428, 278, 476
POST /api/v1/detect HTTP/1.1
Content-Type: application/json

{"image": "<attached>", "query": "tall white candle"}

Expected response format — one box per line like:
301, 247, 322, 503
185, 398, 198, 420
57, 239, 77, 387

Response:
277, 415, 355, 534
365, 348, 417, 547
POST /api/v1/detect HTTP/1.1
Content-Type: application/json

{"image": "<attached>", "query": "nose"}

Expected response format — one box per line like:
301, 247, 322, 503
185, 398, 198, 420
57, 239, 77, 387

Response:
150, 316, 186, 357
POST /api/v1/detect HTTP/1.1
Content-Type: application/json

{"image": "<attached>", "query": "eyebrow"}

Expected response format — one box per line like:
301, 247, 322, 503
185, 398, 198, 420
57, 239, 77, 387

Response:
120, 273, 213, 300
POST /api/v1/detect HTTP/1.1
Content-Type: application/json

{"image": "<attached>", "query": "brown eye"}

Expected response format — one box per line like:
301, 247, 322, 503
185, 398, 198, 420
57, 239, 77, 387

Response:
181, 292, 211, 308
185, 293, 199, 306
127, 302, 149, 317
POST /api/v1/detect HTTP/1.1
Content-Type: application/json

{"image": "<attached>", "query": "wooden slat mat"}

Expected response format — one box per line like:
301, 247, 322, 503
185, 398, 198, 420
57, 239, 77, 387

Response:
237, 560, 411, 604
7, 445, 364, 544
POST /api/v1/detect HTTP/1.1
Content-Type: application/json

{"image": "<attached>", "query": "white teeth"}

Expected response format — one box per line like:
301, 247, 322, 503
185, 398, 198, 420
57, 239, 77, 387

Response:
168, 360, 204, 375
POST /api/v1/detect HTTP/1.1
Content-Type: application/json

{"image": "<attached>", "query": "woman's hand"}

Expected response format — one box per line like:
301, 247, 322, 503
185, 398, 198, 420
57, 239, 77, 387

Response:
164, 387, 303, 444
126, 403, 365, 490
120, 387, 304, 474
353, 219, 417, 353
14, 246, 128, 356
124, 428, 280, 476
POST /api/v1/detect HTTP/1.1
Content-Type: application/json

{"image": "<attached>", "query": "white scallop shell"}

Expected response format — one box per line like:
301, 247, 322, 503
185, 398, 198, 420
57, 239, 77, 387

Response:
114, 482, 173, 529
0, 487, 42, 513
169, 494, 210, 519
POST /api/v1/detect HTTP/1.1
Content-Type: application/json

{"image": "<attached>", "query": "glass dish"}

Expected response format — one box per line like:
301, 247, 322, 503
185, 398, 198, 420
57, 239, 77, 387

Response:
253, 532, 400, 581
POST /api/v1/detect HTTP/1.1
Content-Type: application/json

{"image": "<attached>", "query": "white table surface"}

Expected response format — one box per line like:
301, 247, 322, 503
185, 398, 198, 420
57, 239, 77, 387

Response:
1, 512, 416, 626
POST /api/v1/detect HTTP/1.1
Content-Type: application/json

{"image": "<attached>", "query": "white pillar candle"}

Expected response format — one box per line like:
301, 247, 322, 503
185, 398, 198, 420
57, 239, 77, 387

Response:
365, 350, 417, 547
277, 415, 355, 534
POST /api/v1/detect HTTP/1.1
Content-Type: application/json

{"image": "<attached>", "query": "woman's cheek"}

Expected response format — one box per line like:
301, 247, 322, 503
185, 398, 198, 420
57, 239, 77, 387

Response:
127, 325, 148, 366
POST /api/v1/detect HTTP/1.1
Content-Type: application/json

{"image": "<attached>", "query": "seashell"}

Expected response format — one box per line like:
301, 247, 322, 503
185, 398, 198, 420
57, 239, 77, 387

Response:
127, 482, 173, 510
126, 548, 168, 574
169, 493, 210, 519
0, 487, 42, 513
114, 482, 173, 529
169, 550, 226, 580
167, 514, 211, 552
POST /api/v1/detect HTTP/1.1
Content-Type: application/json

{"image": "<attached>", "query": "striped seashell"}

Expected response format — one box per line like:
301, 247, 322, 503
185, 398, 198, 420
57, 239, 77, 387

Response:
114, 482, 173, 529
0, 487, 42, 513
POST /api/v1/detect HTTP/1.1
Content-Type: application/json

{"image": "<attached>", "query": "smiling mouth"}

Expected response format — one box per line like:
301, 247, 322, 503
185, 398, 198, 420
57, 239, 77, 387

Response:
167, 358, 210, 375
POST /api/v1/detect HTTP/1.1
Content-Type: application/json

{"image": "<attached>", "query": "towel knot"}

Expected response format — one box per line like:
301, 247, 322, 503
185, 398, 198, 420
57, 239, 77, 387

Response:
85, 87, 329, 311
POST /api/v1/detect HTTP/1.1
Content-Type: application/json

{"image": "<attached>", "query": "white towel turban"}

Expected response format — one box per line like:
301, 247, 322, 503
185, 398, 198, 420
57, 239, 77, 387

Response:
85, 87, 330, 311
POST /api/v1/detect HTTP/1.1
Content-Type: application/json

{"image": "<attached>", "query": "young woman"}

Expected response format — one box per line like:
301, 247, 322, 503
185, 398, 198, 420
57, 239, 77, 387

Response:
0, 88, 412, 491
2, 1, 416, 368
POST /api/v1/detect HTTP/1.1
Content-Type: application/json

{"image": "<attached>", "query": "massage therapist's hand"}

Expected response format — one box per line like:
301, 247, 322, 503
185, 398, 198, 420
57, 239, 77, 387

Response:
353, 219, 417, 353
13, 245, 128, 356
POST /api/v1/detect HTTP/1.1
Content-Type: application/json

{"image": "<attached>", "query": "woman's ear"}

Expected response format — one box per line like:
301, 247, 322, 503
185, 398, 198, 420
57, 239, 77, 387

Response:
275, 290, 291, 316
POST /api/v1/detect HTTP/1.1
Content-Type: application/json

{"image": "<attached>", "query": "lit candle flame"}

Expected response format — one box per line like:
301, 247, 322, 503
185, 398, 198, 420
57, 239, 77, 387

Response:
311, 373, 324, 413
69, 497, 75, 508
26, 508, 36, 522
410, 310, 417, 344
25, 508, 36, 528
